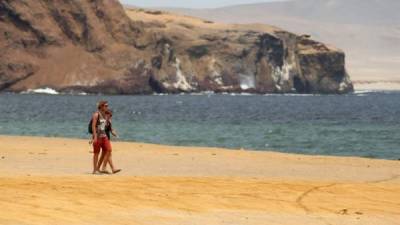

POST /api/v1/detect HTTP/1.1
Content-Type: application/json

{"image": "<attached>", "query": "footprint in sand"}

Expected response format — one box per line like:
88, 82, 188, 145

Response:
338, 209, 349, 215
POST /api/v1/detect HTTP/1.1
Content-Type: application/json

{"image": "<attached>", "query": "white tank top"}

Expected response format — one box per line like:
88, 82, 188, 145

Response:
97, 112, 107, 138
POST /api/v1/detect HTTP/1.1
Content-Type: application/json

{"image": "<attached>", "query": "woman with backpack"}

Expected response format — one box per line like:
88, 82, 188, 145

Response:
90, 100, 111, 174
97, 109, 121, 174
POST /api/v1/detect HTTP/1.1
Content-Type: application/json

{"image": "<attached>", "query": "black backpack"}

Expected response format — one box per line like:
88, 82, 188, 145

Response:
88, 114, 100, 134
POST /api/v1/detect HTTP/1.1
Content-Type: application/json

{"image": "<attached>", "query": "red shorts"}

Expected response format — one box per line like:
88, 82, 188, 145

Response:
93, 137, 111, 154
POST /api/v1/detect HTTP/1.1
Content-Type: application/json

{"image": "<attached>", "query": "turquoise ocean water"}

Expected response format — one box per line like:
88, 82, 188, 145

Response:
0, 91, 399, 160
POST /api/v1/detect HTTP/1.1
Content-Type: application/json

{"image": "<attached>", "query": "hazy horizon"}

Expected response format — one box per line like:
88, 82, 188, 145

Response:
120, 0, 286, 8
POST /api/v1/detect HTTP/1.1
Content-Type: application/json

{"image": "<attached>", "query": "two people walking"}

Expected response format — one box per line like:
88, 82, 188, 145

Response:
91, 100, 121, 175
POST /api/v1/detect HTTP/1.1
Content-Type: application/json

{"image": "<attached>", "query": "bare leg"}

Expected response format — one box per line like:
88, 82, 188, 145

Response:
97, 149, 106, 171
101, 150, 111, 172
108, 152, 121, 174
108, 152, 115, 172
92, 153, 99, 174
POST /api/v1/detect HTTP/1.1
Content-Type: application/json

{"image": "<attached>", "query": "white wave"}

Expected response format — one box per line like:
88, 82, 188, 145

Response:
218, 92, 256, 96
355, 94, 367, 97
283, 93, 320, 97
152, 93, 169, 96
189, 91, 215, 96
190, 92, 256, 96
353, 90, 373, 96
353, 90, 398, 96
353, 90, 371, 94
23, 87, 59, 95
262, 93, 320, 97
238, 93, 255, 96
239, 73, 255, 90
63, 90, 89, 96
352, 90, 394, 94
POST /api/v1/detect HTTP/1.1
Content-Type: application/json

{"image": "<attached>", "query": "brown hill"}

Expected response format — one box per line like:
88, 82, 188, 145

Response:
0, 0, 353, 94
161, 0, 400, 90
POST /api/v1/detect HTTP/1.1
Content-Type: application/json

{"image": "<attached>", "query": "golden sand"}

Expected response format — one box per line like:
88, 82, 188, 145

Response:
0, 136, 399, 225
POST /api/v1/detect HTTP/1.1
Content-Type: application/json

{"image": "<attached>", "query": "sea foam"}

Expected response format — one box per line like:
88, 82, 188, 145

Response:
23, 87, 59, 95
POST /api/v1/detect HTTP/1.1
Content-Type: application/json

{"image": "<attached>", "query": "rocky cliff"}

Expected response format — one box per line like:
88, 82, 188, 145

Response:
0, 0, 353, 94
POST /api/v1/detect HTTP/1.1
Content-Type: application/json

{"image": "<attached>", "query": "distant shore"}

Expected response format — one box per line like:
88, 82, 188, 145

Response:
0, 135, 399, 225
3, 83, 400, 97
353, 80, 400, 91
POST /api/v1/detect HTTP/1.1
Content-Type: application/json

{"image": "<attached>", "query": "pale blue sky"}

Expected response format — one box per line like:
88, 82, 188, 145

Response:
120, 0, 284, 8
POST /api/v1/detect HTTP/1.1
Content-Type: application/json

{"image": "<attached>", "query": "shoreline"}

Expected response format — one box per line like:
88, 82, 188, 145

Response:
2, 87, 400, 96
0, 135, 399, 225
1, 134, 398, 161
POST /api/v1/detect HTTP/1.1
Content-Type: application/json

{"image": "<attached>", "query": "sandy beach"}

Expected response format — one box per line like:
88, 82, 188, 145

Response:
0, 136, 399, 225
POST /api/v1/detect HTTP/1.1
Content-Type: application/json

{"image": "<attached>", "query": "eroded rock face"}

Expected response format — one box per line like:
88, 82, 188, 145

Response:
0, 0, 353, 94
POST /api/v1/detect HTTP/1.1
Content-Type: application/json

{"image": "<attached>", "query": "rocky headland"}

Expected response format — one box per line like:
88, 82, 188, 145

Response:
0, 0, 353, 94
